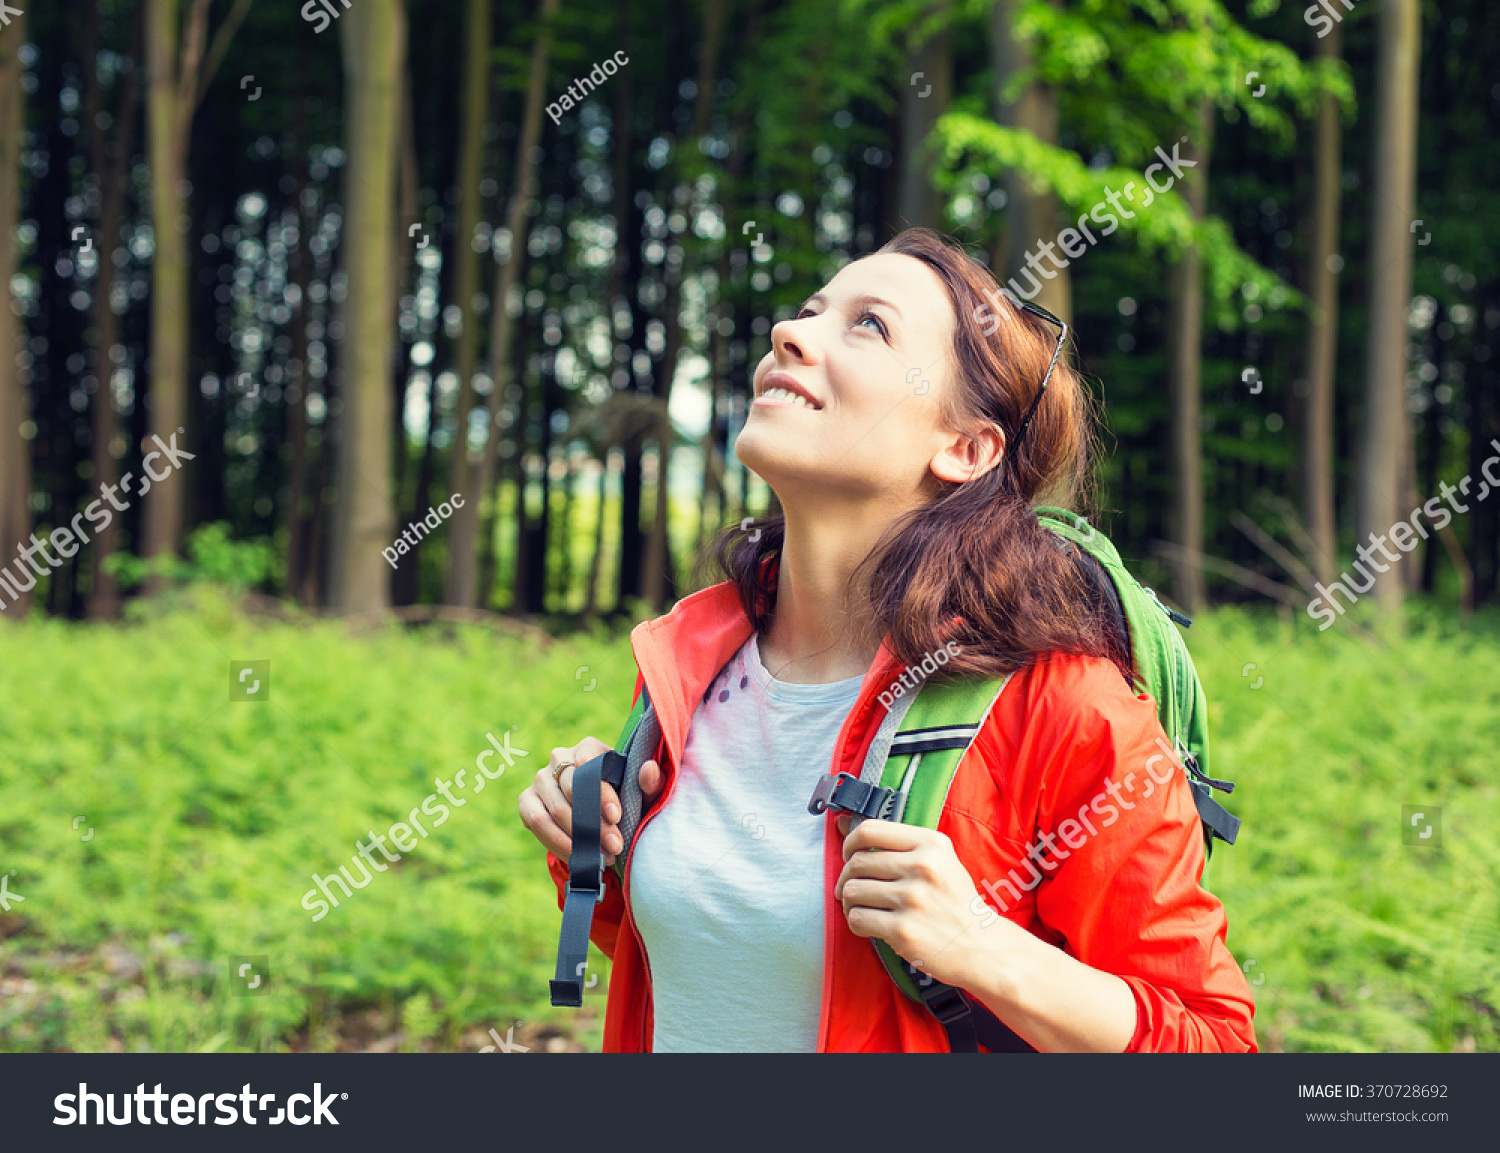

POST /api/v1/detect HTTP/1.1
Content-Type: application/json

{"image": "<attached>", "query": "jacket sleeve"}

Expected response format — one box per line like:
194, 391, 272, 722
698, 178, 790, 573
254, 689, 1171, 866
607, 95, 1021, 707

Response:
1007, 656, 1258, 1053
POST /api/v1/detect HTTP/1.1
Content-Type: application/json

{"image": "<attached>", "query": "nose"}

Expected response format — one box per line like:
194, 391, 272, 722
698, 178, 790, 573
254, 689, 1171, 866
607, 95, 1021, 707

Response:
770, 315, 816, 366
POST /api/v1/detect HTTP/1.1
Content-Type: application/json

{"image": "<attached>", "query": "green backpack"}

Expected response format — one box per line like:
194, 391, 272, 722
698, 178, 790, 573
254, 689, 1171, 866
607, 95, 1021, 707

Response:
800, 508, 1238, 1050
550, 509, 1239, 1051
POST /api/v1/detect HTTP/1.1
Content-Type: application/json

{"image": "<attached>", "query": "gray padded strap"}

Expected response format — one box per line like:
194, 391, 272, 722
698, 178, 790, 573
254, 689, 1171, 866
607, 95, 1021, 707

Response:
859, 687, 919, 785
615, 695, 661, 863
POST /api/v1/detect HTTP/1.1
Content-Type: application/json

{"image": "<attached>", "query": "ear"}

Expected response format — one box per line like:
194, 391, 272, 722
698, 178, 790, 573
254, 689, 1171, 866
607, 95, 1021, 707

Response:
930, 422, 1005, 485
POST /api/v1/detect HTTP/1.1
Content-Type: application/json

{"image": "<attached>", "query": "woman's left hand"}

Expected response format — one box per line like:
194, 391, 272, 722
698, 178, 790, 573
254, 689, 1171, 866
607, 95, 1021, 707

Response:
834, 814, 1002, 990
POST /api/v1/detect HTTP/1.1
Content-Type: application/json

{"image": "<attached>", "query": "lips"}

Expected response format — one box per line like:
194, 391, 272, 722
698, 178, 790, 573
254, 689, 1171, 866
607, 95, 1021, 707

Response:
755, 371, 822, 410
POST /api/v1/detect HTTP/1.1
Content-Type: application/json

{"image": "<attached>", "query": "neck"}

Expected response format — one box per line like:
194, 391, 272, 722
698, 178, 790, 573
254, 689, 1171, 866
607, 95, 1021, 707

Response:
758, 496, 906, 684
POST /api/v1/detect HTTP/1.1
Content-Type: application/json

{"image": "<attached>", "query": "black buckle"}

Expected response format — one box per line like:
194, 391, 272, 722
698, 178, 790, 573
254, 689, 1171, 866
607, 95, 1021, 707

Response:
919, 982, 972, 1027
807, 772, 852, 814
807, 772, 902, 821
568, 874, 607, 903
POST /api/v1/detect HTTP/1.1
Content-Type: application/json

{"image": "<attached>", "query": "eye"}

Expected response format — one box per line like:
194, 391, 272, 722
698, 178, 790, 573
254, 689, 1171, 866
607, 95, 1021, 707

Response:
857, 312, 889, 340
795, 306, 817, 320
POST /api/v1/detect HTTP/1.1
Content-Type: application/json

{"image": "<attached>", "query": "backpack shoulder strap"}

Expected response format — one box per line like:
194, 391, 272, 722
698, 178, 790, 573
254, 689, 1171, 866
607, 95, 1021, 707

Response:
808, 674, 1038, 1052
549, 684, 653, 1007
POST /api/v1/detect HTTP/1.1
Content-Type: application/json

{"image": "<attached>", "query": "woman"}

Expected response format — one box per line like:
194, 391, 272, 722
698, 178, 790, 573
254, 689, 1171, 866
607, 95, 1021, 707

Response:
518, 227, 1256, 1053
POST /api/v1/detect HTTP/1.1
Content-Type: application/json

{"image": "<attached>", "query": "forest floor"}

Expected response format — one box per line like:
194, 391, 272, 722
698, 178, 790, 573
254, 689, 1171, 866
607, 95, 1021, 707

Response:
1, 588, 1497, 1053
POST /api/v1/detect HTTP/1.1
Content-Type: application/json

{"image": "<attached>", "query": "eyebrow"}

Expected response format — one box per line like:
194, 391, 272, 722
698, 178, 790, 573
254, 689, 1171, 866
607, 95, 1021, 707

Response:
800, 292, 904, 320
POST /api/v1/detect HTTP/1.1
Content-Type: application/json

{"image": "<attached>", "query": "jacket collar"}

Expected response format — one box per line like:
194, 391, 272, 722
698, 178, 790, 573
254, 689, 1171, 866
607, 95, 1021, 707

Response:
628, 581, 961, 780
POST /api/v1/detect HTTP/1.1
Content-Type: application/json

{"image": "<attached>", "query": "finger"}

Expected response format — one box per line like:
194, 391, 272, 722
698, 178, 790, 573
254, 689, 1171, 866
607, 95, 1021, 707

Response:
839, 877, 904, 914
602, 782, 621, 830
842, 817, 930, 857
835, 849, 908, 895
534, 763, 574, 841
639, 758, 664, 797
569, 737, 614, 807
518, 788, 572, 860
842, 904, 897, 940
600, 789, 624, 857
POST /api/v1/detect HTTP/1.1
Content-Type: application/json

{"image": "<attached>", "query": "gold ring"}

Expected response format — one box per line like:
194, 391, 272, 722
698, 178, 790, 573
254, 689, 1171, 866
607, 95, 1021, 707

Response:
552, 761, 575, 785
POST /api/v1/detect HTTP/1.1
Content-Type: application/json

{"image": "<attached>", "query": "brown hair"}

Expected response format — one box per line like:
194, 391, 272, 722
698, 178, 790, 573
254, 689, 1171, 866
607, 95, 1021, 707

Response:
699, 227, 1132, 684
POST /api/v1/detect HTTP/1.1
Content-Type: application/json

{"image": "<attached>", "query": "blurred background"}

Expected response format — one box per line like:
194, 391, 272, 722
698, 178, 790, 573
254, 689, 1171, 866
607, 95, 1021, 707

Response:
0, 0, 1496, 1054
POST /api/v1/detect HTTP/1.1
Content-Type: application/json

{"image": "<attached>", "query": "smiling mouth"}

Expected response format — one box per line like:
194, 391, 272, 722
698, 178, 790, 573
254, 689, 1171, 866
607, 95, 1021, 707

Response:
754, 385, 822, 410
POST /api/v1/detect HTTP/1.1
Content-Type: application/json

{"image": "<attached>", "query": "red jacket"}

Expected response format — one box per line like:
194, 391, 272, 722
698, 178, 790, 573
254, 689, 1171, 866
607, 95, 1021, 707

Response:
547, 581, 1257, 1052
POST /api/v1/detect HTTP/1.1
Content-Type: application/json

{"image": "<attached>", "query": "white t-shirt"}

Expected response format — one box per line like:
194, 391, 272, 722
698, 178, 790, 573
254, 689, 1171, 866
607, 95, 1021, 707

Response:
629, 633, 865, 1052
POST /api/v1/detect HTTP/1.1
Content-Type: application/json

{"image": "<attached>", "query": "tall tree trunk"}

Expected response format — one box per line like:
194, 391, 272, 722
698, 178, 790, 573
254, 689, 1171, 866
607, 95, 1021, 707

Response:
1419, 305, 1445, 591
1166, 101, 1213, 614
896, 2, 951, 231
991, 0, 1069, 322
331, 0, 405, 612
143, 0, 198, 576
391, 63, 426, 605
1469, 288, 1500, 606
640, 0, 727, 609
390, 61, 419, 521
447, 0, 560, 608
609, 0, 641, 615
442, 0, 491, 545
1300, 21, 1341, 586
1356, 0, 1421, 625
581, 450, 608, 621
695, 0, 757, 566
142, 0, 248, 579
284, 68, 316, 603
0, 0, 31, 616
81, 0, 142, 618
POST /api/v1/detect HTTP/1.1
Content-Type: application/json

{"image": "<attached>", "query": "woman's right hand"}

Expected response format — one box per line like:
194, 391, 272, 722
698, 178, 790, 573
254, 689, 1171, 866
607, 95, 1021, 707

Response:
518, 739, 665, 867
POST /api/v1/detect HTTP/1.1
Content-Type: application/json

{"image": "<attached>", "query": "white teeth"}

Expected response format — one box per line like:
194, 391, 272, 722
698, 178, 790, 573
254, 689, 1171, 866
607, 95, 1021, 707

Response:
762, 386, 817, 409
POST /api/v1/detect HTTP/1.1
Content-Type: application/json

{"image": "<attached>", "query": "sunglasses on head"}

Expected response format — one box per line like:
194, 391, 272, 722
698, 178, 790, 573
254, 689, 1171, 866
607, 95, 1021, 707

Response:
992, 289, 1069, 462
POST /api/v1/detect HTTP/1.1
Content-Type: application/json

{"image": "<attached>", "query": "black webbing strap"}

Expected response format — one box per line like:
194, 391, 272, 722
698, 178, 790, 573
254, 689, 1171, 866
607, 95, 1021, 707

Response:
807, 772, 906, 823
1189, 778, 1241, 845
904, 962, 1037, 1053
550, 750, 627, 1007
888, 726, 979, 756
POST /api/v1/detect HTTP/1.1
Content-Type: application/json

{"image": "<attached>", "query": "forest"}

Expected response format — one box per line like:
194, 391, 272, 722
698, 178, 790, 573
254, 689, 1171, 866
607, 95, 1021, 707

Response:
0, 0, 1495, 620
0, 0, 1497, 1054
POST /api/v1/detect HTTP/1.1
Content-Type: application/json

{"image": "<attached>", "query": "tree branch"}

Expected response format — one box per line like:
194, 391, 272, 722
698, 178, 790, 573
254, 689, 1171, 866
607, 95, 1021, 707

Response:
173, 0, 212, 146
196, 0, 254, 110
1150, 540, 1305, 608
1231, 509, 1318, 593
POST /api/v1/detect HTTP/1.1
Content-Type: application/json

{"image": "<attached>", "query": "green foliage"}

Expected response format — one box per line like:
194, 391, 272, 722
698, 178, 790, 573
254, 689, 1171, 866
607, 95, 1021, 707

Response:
0, 602, 1495, 1052
1193, 606, 1500, 1052
934, 109, 1304, 325
103, 522, 276, 595
0, 606, 638, 1052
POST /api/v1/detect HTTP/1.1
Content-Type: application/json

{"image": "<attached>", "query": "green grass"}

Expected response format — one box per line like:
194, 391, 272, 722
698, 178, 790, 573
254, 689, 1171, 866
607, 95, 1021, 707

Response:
0, 590, 1496, 1052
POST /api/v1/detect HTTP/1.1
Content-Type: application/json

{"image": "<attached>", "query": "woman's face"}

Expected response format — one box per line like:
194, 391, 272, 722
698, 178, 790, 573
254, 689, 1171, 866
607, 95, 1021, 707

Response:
737, 253, 1001, 509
